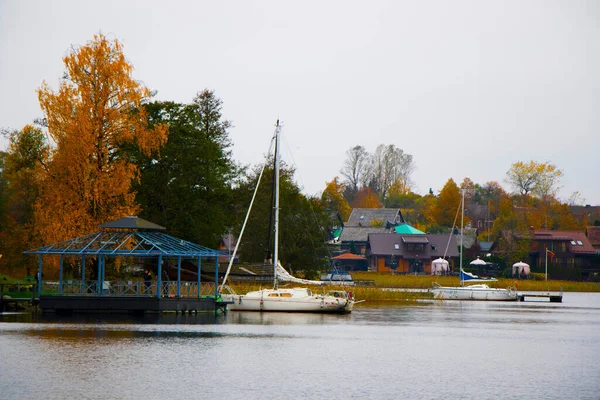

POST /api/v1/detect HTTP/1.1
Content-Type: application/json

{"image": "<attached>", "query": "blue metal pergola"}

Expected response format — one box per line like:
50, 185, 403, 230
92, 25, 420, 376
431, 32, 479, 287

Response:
24, 216, 226, 300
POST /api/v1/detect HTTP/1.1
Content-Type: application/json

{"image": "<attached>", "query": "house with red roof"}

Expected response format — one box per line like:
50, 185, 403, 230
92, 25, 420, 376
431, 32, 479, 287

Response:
586, 226, 600, 253
331, 252, 368, 271
527, 230, 597, 277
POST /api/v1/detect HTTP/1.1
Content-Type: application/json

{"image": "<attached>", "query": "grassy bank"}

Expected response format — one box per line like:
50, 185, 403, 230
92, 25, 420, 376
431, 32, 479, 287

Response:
3, 273, 598, 305
350, 272, 600, 293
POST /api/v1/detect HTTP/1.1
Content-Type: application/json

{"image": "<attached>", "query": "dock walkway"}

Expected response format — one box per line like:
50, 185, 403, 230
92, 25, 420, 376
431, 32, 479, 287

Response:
518, 291, 563, 302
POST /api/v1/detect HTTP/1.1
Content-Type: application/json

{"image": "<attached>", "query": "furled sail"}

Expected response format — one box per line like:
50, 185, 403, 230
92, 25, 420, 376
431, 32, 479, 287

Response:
276, 262, 326, 286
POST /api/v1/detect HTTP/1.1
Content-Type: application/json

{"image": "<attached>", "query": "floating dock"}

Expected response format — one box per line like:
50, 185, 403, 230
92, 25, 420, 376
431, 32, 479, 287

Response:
518, 292, 563, 302
40, 295, 231, 314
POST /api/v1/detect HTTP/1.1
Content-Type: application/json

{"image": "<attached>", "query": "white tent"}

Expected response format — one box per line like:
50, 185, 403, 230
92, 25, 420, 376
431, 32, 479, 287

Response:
470, 257, 487, 266
512, 261, 530, 276
431, 258, 449, 275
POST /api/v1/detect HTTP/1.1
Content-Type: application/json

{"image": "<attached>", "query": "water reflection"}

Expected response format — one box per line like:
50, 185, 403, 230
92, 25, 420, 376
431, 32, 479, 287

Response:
1, 293, 599, 400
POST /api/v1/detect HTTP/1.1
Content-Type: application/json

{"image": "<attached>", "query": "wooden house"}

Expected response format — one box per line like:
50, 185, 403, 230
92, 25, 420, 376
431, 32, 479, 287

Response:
367, 233, 459, 273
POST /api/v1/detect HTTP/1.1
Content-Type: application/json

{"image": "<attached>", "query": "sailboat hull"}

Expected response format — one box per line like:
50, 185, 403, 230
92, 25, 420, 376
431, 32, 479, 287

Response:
222, 288, 353, 313
431, 284, 518, 301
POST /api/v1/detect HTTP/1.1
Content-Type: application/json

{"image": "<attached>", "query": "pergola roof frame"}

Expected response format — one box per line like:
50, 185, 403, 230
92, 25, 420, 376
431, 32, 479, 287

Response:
24, 230, 225, 258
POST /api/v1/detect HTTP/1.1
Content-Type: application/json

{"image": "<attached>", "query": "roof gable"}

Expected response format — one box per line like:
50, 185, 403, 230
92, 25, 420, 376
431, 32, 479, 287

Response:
340, 226, 387, 242
394, 223, 425, 235
346, 208, 404, 227
586, 226, 600, 246
533, 230, 595, 254
100, 216, 165, 230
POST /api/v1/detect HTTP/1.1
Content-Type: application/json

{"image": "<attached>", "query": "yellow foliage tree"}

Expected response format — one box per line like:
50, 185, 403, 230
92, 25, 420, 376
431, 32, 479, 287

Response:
321, 177, 352, 221
506, 160, 563, 199
35, 34, 167, 251
387, 179, 412, 197
431, 178, 463, 228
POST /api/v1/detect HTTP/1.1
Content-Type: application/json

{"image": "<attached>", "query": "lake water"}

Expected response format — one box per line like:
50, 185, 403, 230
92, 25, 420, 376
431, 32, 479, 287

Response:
1, 293, 599, 400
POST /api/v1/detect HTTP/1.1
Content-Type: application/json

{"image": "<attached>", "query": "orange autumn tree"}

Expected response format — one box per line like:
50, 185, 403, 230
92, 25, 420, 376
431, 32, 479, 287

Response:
321, 177, 352, 221
352, 187, 383, 209
35, 34, 167, 252
431, 178, 465, 228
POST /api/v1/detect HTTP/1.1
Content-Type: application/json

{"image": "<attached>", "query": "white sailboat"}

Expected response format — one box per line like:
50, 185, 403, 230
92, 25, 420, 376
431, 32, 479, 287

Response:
431, 190, 517, 301
220, 120, 355, 313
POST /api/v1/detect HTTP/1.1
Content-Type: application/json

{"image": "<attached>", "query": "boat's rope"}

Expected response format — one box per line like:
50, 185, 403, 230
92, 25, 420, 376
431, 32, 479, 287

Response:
442, 194, 463, 260
219, 134, 276, 293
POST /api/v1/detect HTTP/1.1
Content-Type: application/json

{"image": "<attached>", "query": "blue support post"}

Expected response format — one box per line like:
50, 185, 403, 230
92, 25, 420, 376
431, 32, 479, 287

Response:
98, 255, 105, 295
177, 256, 181, 297
197, 256, 201, 298
81, 256, 86, 295
59, 255, 64, 295
101, 256, 105, 294
157, 254, 163, 299
214, 256, 219, 299
37, 254, 42, 298
97, 256, 102, 295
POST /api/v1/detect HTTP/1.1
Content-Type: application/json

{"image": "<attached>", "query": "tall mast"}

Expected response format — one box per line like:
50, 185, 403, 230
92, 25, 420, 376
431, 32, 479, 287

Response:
273, 119, 280, 289
460, 189, 464, 287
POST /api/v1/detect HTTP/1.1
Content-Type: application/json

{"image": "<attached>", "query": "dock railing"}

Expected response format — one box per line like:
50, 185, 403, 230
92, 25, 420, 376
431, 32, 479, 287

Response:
38, 280, 218, 298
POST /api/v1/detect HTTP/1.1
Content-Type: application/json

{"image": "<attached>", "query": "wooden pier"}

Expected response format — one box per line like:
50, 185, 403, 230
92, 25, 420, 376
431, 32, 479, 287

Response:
518, 292, 563, 302
0, 297, 37, 312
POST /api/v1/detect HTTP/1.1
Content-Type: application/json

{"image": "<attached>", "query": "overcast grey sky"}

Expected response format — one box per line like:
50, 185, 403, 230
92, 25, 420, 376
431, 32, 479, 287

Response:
1, 0, 598, 204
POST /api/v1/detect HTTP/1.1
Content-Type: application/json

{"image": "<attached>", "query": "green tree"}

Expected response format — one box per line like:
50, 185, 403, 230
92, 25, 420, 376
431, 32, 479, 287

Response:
0, 126, 48, 275
135, 91, 239, 247
234, 160, 332, 276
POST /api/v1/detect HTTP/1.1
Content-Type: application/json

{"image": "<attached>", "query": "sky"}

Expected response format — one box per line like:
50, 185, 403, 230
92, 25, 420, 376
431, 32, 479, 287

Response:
1, 0, 599, 204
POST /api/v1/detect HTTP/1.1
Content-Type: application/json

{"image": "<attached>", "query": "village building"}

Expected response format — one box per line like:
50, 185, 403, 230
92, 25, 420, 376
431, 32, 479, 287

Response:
526, 230, 597, 278
367, 233, 459, 273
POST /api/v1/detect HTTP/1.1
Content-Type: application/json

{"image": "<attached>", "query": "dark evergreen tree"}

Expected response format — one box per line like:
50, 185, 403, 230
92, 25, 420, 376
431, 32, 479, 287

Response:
134, 90, 239, 248
233, 159, 332, 277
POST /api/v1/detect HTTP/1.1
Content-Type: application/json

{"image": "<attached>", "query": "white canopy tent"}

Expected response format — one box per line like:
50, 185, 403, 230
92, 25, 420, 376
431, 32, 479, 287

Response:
431, 257, 449, 275
469, 257, 487, 266
512, 261, 530, 276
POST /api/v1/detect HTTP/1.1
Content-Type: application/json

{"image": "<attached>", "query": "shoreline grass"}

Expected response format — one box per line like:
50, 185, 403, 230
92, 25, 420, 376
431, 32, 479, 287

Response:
3, 272, 598, 305
350, 272, 600, 293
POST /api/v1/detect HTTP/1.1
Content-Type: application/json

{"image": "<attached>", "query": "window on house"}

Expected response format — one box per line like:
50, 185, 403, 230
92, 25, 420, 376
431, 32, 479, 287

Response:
570, 240, 577, 246
394, 244, 400, 250
577, 240, 583, 246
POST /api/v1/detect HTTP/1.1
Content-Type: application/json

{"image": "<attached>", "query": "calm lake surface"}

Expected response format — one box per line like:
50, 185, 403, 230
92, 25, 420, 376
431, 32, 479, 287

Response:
1, 293, 599, 400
